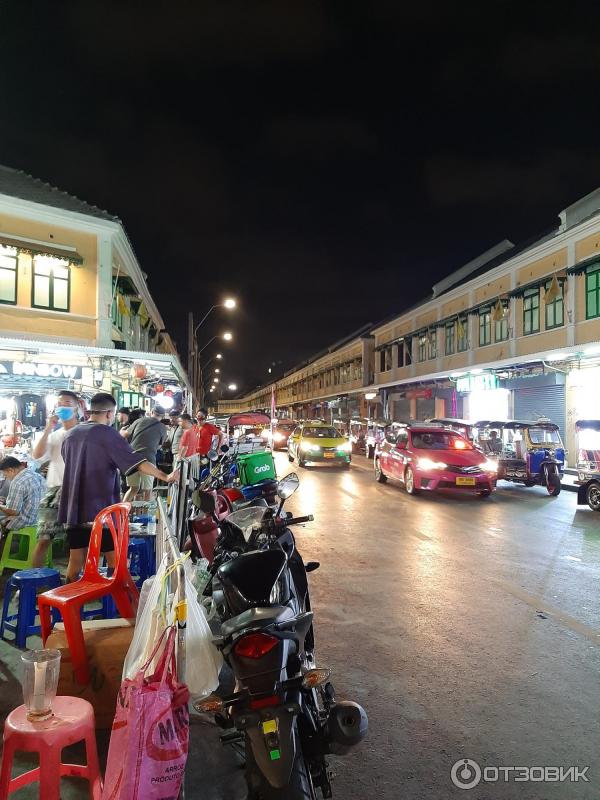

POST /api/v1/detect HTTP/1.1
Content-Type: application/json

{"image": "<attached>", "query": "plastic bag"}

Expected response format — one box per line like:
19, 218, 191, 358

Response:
189, 558, 211, 595
183, 572, 222, 697
124, 558, 171, 680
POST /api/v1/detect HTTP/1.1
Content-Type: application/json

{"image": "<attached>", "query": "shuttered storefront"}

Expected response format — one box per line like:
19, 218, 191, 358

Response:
416, 397, 435, 420
513, 384, 566, 441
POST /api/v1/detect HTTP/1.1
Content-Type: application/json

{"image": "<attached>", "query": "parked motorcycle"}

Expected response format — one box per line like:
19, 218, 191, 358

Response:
196, 473, 368, 799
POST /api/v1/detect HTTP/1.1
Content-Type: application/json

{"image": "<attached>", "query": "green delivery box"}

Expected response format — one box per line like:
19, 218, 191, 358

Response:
237, 451, 277, 486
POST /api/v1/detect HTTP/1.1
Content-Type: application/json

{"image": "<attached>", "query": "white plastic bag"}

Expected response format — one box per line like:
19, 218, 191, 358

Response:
123, 559, 170, 680
183, 573, 223, 697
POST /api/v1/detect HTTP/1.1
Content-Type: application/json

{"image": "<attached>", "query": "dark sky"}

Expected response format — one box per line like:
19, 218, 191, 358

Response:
1, 2, 599, 392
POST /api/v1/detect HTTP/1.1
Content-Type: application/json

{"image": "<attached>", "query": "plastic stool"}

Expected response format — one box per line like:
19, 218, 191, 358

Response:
0, 569, 62, 648
0, 527, 52, 575
128, 537, 153, 587
0, 696, 102, 800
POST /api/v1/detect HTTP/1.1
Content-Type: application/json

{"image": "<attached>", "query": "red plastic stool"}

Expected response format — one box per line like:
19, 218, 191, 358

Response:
0, 696, 102, 800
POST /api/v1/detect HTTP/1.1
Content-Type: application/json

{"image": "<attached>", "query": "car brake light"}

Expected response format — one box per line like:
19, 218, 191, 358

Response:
234, 632, 279, 659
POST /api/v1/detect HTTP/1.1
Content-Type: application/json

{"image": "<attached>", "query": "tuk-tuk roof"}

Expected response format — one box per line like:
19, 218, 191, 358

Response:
576, 419, 600, 431
369, 418, 390, 426
475, 419, 560, 431
430, 418, 475, 426
228, 412, 271, 428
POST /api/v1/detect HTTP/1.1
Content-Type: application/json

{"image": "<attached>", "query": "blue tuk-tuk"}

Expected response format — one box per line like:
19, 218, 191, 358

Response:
474, 419, 564, 496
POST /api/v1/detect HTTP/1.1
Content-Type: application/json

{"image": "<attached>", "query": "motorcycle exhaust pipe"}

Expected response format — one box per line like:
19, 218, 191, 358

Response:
325, 701, 368, 755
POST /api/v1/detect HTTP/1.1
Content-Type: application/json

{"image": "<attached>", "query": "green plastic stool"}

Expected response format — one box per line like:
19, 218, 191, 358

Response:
0, 527, 52, 575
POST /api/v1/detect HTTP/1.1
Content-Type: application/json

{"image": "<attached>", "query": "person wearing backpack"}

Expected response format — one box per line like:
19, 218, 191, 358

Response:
122, 405, 167, 501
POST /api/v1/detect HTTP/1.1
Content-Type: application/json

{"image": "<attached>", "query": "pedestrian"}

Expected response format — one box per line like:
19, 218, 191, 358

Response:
0, 456, 46, 539
119, 407, 144, 438
180, 408, 225, 459
122, 405, 167, 502
172, 413, 192, 464
30, 389, 80, 568
117, 407, 130, 430
59, 392, 177, 583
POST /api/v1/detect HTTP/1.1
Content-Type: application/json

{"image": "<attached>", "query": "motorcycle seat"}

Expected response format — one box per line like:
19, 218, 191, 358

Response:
221, 605, 295, 639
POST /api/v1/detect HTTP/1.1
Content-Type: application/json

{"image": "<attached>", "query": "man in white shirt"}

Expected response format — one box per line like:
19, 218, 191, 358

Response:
31, 390, 80, 567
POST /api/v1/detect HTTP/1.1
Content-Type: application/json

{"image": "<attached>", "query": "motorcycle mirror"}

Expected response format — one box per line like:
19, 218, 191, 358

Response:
220, 444, 230, 453
207, 449, 219, 462
277, 472, 300, 499
200, 457, 209, 466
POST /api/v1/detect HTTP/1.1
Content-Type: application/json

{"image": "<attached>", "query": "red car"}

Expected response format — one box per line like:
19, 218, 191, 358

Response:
374, 425, 497, 497
271, 421, 298, 451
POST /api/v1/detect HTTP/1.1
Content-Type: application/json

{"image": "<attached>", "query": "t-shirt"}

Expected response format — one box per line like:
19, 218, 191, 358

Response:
44, 427, 69, 487
127, 417, 166, 465
58, 422, 146, 526
180, 423, 221, 457
3, 468, 46, 530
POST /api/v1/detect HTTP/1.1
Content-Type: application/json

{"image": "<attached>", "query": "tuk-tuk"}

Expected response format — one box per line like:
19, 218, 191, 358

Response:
365, 419, 391, 459
474, 419, 564, 496
348, 417, 368, 454
575, 420, 600, 511
429, 418, 476, 442
227, 412, 272, 453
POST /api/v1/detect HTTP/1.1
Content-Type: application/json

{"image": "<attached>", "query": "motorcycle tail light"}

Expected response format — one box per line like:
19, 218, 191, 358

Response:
234, 632, 279, 659
249, 694, 281, 709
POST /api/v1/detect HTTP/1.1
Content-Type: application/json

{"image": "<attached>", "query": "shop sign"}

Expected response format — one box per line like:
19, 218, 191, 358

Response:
405, 388, 433, 400
456, 373, 498, 393
0, 361, 82, 379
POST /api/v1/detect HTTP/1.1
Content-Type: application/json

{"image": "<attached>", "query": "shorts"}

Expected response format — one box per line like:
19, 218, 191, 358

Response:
37, 486, 66, 542
126, 472, 154, 490
65, 525, 114, 552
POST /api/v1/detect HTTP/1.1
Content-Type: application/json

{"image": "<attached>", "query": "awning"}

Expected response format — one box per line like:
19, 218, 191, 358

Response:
0, 235, 83, 264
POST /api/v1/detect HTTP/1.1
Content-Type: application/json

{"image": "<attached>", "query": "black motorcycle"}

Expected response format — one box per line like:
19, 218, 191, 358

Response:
196, 473, 367, 799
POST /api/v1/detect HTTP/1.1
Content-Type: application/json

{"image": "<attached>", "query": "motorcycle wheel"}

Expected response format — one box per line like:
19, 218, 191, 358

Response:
546, 467, 561, 496
247, 737, 316, 800
374, 458, 387, 483
587, 481, 600, 511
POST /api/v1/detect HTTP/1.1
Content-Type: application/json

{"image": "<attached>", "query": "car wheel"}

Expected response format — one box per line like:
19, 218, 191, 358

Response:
587, 481, 600, 511
477, 490, 491, 498
342, 462, 351, 470
298, 457, 306, 468
374, 458, 387, 483
405, 466, 419, 495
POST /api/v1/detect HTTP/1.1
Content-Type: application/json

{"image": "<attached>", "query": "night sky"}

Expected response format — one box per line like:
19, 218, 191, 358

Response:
1, 2, 598, 393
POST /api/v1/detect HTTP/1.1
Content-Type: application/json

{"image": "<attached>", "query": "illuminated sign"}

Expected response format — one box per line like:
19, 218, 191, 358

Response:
456, 373, 498, 392
0, 361, 82, 379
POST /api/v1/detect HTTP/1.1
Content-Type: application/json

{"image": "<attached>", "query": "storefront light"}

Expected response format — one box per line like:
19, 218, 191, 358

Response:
154, 392, 175, 410
0, 397, 16, 414
584, 344, 600, 356
546, 353, 565, 361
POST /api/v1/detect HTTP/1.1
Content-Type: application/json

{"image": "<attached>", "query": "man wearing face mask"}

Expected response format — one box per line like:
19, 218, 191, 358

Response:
30, 390, 80, 568
179, 408, 225, 459
59, 392, 178, 582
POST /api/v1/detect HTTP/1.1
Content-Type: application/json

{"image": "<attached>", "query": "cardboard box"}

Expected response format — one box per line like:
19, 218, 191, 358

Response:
47, 618, 135, 729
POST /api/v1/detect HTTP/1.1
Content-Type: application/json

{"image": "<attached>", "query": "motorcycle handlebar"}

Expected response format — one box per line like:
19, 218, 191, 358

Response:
282, 514, 314, 526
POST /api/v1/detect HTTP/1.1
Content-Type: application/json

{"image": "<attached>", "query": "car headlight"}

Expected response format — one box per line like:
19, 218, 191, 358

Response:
301, 441, 320, 452
337, 441, 352, 452
482, 459, 498, 473
417, 457, 447, 470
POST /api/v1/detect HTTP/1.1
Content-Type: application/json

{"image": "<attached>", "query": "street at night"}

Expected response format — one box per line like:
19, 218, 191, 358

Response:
239, 452, 599, 799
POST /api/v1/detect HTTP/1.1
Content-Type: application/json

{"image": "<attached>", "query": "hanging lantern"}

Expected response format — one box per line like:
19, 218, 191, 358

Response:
134, 363, 147, 380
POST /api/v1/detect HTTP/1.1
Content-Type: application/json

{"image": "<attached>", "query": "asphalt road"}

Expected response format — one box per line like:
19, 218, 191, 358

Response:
265, 451, 600, 800
1, 452, 598, 799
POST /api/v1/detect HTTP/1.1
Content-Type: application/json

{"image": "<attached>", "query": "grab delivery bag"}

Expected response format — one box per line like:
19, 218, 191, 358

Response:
236, 450, 277, 486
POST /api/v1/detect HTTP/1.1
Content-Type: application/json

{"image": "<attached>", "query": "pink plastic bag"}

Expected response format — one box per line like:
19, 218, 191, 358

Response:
103, 627, 190, 800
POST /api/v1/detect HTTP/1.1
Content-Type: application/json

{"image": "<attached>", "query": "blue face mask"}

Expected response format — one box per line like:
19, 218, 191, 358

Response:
55, 406, 76, 422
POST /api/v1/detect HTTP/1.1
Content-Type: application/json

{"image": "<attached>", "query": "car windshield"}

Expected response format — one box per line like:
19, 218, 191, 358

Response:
411, 431, 470, 450
303, 427, 339, 438
528, 427, 561, 445
277, 424, 296, 433
225, 507, 269, 542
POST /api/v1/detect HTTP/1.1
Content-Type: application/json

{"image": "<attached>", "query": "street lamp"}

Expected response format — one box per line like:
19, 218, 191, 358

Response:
214, 368, 220, 374
223, 331, 233, 341
193, 300, 237, 339
198, 331, 233, 355
228, 383, 238, 391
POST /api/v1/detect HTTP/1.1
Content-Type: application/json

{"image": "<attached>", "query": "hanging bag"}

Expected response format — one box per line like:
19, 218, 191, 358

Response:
103, 627, 190, 800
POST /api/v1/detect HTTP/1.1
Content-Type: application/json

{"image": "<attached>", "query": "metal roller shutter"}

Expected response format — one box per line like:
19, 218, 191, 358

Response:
513, 385, 566, 441
392, 398, 410, 422
416, 397, 435, 421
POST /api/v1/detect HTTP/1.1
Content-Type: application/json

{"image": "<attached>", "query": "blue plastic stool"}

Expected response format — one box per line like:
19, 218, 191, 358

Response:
128, 538, 154, 588
0, 568, 62, 648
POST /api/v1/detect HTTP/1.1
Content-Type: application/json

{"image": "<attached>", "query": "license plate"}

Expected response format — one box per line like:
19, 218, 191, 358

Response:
456, 477, 476, 486
324, 452, 335, 458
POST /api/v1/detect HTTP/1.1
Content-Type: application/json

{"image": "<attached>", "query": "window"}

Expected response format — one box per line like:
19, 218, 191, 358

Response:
0, 245, 17, 304
457, 318, 468, 352
586, 266, 600, 320
494, 304, 509, 342
428, 331, 437, 360
379, 347, 392, 372
445, 322, 455, 355
523, 288, 540, 334
32, 256, 70, 311
479, 308, 491, 346
397, 341, 405, 368
418, 334, 427, 362
405, 337, 413, 366
544, 280, 564, 329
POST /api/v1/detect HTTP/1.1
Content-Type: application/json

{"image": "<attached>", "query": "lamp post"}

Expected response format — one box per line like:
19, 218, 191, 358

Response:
189, 300, 236, 409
